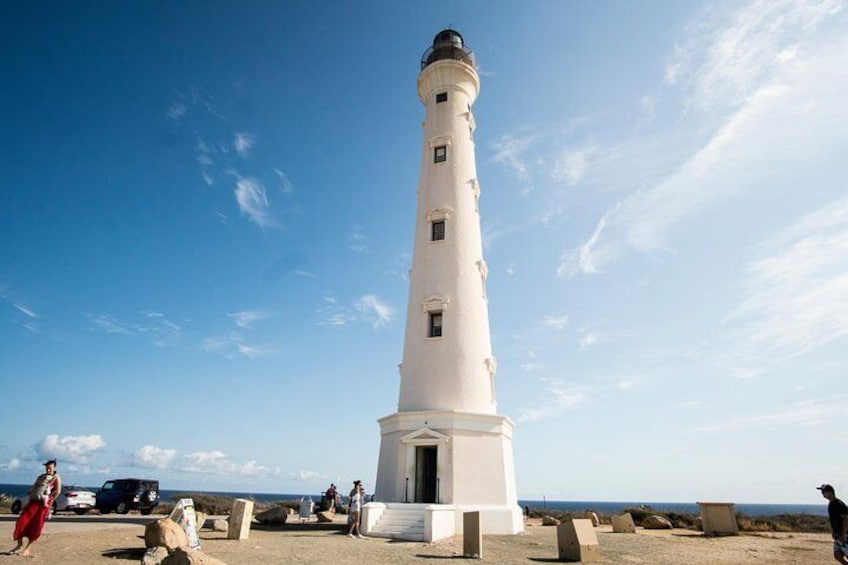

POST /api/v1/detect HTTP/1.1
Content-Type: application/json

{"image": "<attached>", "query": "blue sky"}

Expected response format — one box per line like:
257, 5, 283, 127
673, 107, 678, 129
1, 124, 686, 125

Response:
1, 1, 846, 504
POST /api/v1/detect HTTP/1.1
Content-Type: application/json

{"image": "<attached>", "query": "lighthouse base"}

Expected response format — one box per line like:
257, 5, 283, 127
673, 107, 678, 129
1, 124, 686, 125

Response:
373, 410, 523, 536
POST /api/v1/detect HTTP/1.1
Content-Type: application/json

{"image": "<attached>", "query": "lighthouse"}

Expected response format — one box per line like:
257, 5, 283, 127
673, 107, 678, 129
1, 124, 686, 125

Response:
365, 29, 524, 540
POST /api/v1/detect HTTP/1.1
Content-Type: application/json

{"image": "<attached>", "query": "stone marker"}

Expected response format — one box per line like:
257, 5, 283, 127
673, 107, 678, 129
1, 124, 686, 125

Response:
557, 519, 600, 563
145, 517, 189, 550
541, 515, 560, 526
316, 510, 334, 523
463, 511, 482, 559
585, 511, 600, 527
611, 513, 636, 533
228, 498, 254, 540
698, 502, 739, 536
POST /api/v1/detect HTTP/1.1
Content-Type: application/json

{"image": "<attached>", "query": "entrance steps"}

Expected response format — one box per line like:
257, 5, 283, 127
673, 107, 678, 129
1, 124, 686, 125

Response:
364, 503, 428, 541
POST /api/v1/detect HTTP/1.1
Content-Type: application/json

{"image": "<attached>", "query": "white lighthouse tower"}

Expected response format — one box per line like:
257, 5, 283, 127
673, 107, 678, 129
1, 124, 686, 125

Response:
365, 29, 523, 541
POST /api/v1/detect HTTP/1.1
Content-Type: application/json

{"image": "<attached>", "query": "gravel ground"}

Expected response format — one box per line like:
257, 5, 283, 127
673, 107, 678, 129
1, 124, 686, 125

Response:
0, 516, 833, 563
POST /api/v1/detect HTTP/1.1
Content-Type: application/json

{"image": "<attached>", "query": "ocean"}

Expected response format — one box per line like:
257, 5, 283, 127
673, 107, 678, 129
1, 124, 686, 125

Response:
0, 484, 825, 517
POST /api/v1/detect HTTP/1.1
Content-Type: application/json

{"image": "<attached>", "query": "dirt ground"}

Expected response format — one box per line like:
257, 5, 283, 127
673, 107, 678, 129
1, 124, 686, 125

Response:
0, 516, 834, 564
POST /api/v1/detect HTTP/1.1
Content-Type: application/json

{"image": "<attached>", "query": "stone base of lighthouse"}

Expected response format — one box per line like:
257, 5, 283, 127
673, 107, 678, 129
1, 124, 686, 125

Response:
367, 410, 524, 539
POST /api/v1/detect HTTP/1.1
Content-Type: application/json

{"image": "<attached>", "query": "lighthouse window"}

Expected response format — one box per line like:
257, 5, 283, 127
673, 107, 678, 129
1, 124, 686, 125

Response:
434, 145, 447, 163
429, 312, 443, 338
436, 92, 448, 103
431, 220, 445, 241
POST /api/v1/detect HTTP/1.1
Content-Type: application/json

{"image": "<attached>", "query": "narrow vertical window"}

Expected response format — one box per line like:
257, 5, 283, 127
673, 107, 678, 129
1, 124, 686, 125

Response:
429, 312, 443, 338
434, 145, 447, 163
436, 92, 448, 103
431, 220, 445, 241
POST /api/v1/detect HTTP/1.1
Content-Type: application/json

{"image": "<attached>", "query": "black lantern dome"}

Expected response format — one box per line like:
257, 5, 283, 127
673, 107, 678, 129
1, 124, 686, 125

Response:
420, 29, 476, 71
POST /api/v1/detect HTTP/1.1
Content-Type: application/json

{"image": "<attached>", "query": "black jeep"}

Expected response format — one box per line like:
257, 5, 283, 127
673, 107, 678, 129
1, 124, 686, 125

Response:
95, 478, 160, 515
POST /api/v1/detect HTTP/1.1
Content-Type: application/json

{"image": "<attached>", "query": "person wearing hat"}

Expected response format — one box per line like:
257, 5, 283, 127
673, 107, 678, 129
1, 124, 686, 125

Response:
817, 484, 848, 563
8, 459, 62, 557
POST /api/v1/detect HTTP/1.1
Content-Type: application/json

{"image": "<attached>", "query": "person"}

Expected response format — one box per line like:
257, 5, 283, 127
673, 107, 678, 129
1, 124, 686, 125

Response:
325, 483, 337, 512
9, 460, 61, 558
818, 484, 848, 563
347, 480, 364, 539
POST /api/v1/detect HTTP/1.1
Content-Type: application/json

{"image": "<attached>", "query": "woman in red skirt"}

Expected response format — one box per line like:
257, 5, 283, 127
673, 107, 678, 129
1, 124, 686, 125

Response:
10, 459, 61, 558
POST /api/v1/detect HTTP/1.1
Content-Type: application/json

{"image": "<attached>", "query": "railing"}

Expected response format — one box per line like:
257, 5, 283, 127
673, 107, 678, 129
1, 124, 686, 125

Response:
404, 477, 409, 503
420, 45, 476, 70
436, 478, 440, 504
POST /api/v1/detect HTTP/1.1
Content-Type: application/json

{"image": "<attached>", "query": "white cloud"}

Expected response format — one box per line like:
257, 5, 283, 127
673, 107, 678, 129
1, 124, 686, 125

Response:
726, 196, 848, 359
35, 434, 106, 464
14, 304, 37, 318
694, 398, 842, 433
134, 445, 177, 469
180, 451, 270, 476
490, 134, 534, 192
167, 102, 187, 120
234, 132, 255, 157
234, 178, 272, 229
348, 225, 369, 253
558, 4, 848, 277
517, 378, 588, 422
551, 142, 597, 186
84, 312, 137, 334
540, 315, 568, 330
228, 310, 271, 329
290, 470, 326, 482
520, 362, 545, 372
274, 169, 293, 193
355, 294, 394, 329
0, 459, 20, 471
203, 331, 275, 359
578, 331, 599, 351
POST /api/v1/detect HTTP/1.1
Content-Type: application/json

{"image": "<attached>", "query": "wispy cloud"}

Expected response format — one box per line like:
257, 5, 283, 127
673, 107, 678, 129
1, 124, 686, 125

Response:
228, 310, 271, 329
134, 445, 177, 469
578, 331, 599, 351
234, 177, 272, 229
274, 169, 293, 193
290, 470, 327, 482
694, 398, 843, 433
726, 196, 848, 359
167, 102, 187, 120
551, 141, 598, 186
558, 1, 848, 277
354, 294, 394, 329
517, 378, 588, 422
348, 225, 369, 253
203, 331, 275, 359
35, 434, 106, 464
540, 315, 569, 330
490, 134, 534, 193
234, 132, 255, 157
85, 312, 136, 335
0, 458, 20, 471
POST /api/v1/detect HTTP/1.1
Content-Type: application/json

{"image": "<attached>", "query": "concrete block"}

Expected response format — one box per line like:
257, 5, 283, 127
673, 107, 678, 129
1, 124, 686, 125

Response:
611, 513, 636, 533
557, 519, 600, 562
698, 502, 739, 536
228, 498, 254, 540
463, 511, 482, 559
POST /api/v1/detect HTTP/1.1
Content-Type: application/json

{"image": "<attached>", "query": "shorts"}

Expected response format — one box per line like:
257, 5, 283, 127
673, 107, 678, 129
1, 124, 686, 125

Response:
833, 539, 848, 554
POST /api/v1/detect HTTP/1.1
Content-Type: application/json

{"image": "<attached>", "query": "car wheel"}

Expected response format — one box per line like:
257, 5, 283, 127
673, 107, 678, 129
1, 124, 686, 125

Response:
116, 501, 128, 514
11, 500, 22, 514
74, 508, 89, 515
140, 508, 152, 516
142, 490, 157, 504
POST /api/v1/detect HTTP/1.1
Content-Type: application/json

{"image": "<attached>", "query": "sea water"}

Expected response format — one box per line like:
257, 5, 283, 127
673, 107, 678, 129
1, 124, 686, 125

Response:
0, 484, 825, 517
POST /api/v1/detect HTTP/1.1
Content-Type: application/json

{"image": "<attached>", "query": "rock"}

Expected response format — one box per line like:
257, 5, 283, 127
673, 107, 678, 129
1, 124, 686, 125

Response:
642, 515, 673, 530
585, 511, 600, 527
212, 519, 229, 532
162, 548, 228, 565
316, 511, 334, 523
145, 518, 188, 550
141, 546, 169, 565
255, 505, 288, 526
195, 512, 207, 531
286, 507, 296, 515
541, 515, 560, 526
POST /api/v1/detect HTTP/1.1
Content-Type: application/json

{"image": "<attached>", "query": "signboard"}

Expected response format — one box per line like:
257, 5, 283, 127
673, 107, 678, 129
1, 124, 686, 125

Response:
169, 498, 201, 550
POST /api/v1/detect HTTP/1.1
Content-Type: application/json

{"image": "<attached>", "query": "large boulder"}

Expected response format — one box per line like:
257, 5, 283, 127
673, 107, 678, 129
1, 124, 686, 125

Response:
254, 505, 288, 526
316, 511, 334, 523
212, 519, 228, 532
145, 518, 188, 550
541, 515, 560, 526
141, 546, 169, 565
162, 549, 227, 565
642, 515, 673, 530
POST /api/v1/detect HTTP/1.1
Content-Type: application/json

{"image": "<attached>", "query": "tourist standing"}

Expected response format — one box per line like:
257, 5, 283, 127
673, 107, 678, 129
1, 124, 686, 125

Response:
347, 480, 364, 539
818, 484, 848, 563
325, 483, 337, 512
9, 460, 61, 558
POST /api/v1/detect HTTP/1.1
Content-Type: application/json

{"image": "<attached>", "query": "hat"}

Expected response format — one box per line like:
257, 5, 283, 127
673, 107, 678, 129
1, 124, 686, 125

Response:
817, 484, 835, 493
43, 459, 57, 467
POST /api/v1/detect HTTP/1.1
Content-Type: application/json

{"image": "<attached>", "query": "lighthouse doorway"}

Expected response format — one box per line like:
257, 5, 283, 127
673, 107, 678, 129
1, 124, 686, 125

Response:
415, 445, 438, 503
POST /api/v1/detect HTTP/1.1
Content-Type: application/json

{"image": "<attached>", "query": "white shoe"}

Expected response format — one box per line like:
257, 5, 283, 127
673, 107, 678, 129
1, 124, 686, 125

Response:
357, 534, 365, 539
348, 533, 354, 538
